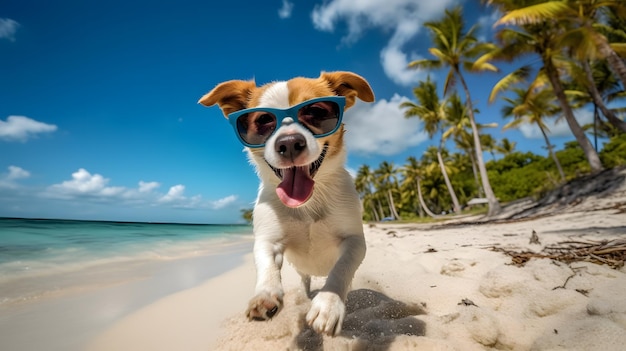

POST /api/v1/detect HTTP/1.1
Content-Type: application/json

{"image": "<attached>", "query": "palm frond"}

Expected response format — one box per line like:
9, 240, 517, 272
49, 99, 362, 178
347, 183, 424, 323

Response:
489, 65, 532, 103
428, 47, 451, 64
610, 43, 626, 58
502, 118, 524, 130
408, 58, 440, 70
496, 2, 572, 27
466, 59, 499, 73
443, 69, 456, 96
560, 28, 601, 60
465, 42, 498, 59
424, 23, 452, 52
564, 89, 589, 98
474, 48, 499, 69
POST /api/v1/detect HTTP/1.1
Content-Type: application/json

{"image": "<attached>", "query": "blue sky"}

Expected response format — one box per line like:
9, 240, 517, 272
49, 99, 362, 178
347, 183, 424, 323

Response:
0, 0, 595, 224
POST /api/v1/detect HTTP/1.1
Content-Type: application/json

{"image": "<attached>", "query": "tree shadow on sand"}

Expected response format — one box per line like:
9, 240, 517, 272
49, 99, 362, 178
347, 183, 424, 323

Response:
294, 289, 427, 351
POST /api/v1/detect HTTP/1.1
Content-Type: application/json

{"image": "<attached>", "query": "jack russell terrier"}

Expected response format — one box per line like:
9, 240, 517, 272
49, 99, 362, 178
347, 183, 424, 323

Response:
199, 71, 374, 336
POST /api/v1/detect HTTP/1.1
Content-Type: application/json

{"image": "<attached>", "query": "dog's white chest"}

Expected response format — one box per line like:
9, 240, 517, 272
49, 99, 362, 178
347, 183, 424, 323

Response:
283, 224, 341, 277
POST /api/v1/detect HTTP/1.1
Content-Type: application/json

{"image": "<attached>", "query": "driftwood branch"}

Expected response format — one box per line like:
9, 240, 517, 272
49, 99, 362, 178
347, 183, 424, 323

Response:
489, 239, 626, 269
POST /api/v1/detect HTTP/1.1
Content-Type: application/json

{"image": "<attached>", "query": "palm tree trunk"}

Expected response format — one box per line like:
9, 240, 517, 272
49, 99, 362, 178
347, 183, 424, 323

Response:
371, 206, 380, 222
467, 148, 484, 198
457, 69, 501, 216
594, 106, 599, 151
596, 34, 626, 89
387, 189, 401, 220
437, 150, 461, 213
544, 59, 604, 173
582, 60, 626, 133
538, 123, 566, 182
376, 199, 385, 219
416, 179, 438, 218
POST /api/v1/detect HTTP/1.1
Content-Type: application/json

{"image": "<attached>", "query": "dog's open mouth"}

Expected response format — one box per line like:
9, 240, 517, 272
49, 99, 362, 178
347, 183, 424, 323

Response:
267, 144, 329, 208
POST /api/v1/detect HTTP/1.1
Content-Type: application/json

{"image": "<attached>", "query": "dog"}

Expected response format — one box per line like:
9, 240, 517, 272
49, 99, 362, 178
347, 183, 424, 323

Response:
198, 71, 374, 336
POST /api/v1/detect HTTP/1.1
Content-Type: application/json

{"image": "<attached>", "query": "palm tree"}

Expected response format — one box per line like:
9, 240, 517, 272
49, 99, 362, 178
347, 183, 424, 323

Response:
500, 2, 626, 135
497, 138, 517, 156
443, 93, 498, 199
408, 6, 501, 216
355, 165, 379, 221
486, 0, 605, 173
500, 86, 567, 182
375, 161, 402, 220
402, 156, 438, 218
495, 0, 626, 88
400, 75, 462, 213
420, 147, 455, 213
480, 134, 498, 161
240, 208, 253, 224
567, 60, 626, 133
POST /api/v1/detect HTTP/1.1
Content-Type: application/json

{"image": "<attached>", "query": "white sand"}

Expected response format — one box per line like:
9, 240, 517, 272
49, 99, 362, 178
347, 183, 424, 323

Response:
85, 170, 626, 351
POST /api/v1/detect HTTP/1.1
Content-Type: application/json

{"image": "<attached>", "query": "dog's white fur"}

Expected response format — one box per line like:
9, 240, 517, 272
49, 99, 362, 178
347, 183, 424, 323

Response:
199, 72, 374, 336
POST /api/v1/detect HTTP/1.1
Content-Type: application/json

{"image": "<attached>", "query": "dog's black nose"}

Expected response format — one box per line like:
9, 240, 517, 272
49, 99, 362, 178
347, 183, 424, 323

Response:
275, 134, 307, 159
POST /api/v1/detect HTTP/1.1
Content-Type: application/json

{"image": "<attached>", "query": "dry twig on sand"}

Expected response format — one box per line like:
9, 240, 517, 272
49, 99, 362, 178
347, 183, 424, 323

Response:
490, 239, 626, 269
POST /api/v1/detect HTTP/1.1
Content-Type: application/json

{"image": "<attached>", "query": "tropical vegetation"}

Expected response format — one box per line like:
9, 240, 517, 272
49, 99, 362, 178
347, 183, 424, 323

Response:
355, 0, 626, 222
241, 1, 626, 223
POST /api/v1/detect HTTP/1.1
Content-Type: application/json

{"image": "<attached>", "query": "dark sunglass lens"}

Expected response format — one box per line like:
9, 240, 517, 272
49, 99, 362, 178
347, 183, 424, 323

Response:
297, 101, 340, 135
236, 111, 277, 145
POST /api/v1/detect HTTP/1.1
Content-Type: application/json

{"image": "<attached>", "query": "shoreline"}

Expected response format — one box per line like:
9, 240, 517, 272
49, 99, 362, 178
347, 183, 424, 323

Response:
0, 239, 253, 351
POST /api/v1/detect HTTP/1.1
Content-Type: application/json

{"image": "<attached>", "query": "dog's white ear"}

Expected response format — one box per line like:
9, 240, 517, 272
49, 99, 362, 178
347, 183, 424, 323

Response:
320, 71, 375, 109
198, 80, 257, 117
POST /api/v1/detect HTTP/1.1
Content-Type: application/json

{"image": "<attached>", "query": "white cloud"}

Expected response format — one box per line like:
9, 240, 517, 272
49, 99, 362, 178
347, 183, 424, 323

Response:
0, 18, 19, 42
343, 94, 428, 155
380, 45, 426, 86
158, 185, 237, 210
517, 110, 595, 139
211, 195, 238, 209
159, 184, 186, 203
0, 116, 58, 142
139, 180, 160, 193
0, 165, 30, 189
46, 168, 124, 199
38, 168, 239, 211
311, 0, 459, 85
278, 0, 294, 19
7, 165, 30, 180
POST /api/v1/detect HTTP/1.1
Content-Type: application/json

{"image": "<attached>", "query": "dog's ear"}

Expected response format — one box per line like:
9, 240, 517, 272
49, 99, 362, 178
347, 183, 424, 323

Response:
198, 80, 257, 117
320, 71, 375, 109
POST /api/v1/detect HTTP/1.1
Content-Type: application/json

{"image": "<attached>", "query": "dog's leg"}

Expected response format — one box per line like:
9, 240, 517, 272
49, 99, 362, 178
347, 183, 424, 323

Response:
299, 272, 312, 298
246, 240, 285, 321
306, 234, 366, 336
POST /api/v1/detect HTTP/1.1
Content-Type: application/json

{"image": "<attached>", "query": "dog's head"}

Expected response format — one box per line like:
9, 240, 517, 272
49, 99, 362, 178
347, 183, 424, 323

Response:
199, 71, 374, 208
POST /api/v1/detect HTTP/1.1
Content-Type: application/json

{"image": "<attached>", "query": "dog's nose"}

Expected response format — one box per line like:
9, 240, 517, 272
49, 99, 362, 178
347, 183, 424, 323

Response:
275, 134, 307, 159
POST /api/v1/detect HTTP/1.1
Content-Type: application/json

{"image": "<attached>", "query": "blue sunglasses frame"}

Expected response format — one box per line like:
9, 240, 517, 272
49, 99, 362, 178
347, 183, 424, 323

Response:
227, 96, 346, 148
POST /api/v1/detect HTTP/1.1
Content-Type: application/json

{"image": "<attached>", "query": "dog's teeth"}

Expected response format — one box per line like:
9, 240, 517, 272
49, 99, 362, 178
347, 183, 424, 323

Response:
309, 144, 329, 176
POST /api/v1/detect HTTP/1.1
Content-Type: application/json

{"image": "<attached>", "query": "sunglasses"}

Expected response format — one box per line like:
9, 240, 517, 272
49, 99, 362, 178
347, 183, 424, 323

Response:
227, 96, 346, 148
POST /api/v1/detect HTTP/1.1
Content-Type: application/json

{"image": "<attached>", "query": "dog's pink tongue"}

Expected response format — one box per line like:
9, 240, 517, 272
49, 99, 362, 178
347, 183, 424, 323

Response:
276, 166, 314, 208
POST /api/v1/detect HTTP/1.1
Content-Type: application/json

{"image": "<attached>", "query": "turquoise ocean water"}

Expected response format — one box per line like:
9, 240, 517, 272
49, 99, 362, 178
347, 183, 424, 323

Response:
0, 217, 253, 306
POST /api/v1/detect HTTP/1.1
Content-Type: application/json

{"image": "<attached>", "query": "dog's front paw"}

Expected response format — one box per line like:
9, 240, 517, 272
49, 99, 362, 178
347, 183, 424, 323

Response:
246, 290, 284, 321
306, 291, 345, 336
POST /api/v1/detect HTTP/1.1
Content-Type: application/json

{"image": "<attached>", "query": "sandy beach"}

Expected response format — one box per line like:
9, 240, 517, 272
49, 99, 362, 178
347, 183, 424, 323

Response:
84, 168, 626, 351
2, 169, 624, 351
0, 239, 253, 351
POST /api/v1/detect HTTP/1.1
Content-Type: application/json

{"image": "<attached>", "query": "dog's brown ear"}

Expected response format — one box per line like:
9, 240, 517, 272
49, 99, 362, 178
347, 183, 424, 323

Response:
320, 71, 375, 109
198, 80, 256, 117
